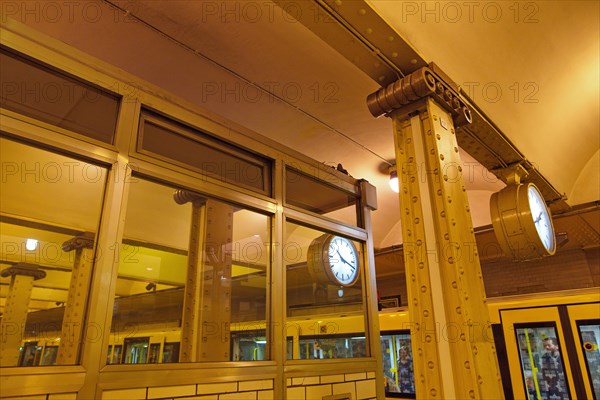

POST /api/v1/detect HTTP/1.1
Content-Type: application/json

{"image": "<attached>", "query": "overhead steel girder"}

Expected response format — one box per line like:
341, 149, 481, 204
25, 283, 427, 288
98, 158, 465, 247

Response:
273, 0, 567, 211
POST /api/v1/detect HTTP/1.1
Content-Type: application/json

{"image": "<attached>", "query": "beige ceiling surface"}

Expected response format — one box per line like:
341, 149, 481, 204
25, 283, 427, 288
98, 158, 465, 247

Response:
369, 0, 600, 204
6, 0, 599, 249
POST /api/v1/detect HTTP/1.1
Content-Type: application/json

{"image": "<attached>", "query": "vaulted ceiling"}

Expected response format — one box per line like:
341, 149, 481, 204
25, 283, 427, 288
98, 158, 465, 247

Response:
5, 0, 599, 249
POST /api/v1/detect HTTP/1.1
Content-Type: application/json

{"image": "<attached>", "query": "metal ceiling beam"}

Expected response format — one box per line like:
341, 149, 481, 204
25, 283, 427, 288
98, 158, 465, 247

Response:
274, 0, 568, 211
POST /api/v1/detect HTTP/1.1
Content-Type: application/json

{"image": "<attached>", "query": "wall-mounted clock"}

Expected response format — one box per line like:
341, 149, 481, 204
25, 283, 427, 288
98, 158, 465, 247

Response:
490, 182, 556, 260
307, 234, 360, 287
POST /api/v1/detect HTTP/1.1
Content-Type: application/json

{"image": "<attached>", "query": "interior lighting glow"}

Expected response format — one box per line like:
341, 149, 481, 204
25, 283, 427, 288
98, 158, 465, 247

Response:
389, 166, 399, 193
25, 238, 38, 251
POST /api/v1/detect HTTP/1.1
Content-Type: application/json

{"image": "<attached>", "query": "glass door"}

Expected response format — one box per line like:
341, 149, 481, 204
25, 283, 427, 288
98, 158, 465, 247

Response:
514, 324, 571, 399
122, 337, 149, 364
567, 304, 600, 400
502, 307, 578, 399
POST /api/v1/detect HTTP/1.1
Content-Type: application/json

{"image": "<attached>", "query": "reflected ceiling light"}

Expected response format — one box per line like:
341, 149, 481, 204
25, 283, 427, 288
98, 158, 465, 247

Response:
388, 165, 399, 193
25, 238, 38, 251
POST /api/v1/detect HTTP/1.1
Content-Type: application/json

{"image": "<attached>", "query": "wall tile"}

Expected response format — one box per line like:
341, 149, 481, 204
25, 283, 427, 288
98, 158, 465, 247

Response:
238, 380, 273, 391
332, 382, 355, 397
286, 386, 305, 400
306, 385, 332, 400
355, 379, 376, 400
197, 383, 238, 395
148, 385, 195, 399
291, 376, 319, 386
219, 391, 256, 400
257, 390, 274, 400
48, 394, 77, 400
320, 375, 344, 384
344, 373, 366, 382
102, 388, 147, 400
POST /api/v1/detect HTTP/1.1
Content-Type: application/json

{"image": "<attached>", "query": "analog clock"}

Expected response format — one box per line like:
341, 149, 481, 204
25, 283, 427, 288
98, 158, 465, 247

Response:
490, 182, 556, 260
307, 234, 360, 287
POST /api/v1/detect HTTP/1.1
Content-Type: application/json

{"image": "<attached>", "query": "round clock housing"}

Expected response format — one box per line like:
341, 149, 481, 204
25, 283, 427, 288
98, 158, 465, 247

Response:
490, 182, 556, 260
307, 234, 360, 287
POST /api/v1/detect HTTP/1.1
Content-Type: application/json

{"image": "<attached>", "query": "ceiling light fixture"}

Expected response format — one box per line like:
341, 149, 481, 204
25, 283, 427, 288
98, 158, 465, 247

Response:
389, 165, 399, 193
25, 238, 38, 251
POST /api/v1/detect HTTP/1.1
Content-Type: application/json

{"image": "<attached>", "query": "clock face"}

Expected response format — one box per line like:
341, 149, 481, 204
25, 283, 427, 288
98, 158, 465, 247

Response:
327, 236, 359, 286
528, 185, 555, 252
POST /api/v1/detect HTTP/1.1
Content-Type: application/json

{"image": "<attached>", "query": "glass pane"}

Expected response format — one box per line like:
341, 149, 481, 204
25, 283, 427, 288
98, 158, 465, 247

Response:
108, 178, 270, 363
285, 221, 366, 360
285, 168, 358, 226
0, 136, 107, 367
0, 48, 119, 144
231, 329, 267, 361
578, 322, 600, 400
515, 325, 571, 400
139, 111, 271, 195
381, 332, 415, 398
297, 335, 366, 359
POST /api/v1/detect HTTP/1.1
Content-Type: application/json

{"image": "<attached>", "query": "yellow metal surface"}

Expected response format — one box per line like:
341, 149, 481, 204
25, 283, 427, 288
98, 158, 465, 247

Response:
566, 303, 600, 399
391, 98, 503, 399
57, 237, 95, 365
0, 273, 37, 366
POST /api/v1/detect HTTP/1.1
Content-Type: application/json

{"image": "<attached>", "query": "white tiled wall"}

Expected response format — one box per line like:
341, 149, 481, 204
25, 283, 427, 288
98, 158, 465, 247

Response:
286, 372, 377, 400
7, 374, 375, 400
101, 380, 274, 400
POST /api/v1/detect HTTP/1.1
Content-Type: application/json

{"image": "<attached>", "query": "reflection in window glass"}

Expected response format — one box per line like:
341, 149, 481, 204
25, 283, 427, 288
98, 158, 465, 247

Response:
285, 221, 366, 360
381, 331, 415, 398
285, 168, 358, 226
0, 136, 107, 367
231, 330, 267, 361
108, 178, 270, 363
298, 335, 366, 359
0, 48, 120, 144
515, 325, 571, 400
139, 111, 272, 196
578, 322, 600, 400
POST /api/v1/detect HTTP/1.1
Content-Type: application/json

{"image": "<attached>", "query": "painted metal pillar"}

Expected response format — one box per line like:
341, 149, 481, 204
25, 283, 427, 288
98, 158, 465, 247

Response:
174, 190, 233, 362
0, 263, 46, 367
367, 67, 504, 399
57, 232, 95, 365
359, 179, 386, 400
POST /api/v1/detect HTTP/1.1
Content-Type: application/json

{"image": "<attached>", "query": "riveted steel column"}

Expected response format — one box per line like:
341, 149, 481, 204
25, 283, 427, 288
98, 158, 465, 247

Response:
368, 67, 503, 399
175, 190, 207, 362
198, 200, 233, 361
57, 232, 95, 365
391, 99, 503, 399
175, 191, 233, 362
0, 263, 46, 367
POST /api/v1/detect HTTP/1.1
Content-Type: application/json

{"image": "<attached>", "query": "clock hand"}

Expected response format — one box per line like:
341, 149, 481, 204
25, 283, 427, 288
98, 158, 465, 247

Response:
336, 250, 355, 269
534, 211, 543, 224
